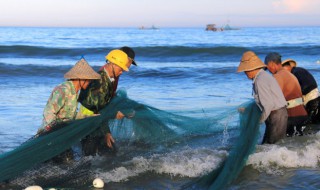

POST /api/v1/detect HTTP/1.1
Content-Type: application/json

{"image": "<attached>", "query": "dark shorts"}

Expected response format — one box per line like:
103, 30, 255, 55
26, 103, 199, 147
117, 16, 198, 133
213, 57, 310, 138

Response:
263, 107, 288, 144
81, 135, 105, 156
81, 135, 116, 156
306, 97, 320, 123
287, 115, 309, 136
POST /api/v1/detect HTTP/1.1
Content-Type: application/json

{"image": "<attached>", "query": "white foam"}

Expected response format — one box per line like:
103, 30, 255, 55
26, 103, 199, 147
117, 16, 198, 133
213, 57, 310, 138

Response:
247, 134, 320, 174
96, 147, 227, 182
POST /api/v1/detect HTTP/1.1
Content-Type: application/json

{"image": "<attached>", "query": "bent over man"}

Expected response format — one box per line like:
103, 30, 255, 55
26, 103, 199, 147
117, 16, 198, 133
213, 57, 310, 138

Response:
282, 59, 320, 123
78, 49, 130, 156
238, 51, 288, 144
38, 58, 101, 134
265, 52, 309, 136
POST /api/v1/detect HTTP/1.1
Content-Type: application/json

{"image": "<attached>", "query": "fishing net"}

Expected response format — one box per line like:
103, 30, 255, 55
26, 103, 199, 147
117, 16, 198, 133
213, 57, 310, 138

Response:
0, 89, 220, 183
0, 111, 104, 182
9, 158, 93, 189
106, 91, 221, 145
183, 100, 262, 189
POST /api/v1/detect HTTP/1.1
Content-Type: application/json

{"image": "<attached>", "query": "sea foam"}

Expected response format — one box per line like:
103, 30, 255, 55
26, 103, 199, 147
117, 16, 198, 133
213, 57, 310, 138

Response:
247, 132, 320, 174
96, 147, 227, 182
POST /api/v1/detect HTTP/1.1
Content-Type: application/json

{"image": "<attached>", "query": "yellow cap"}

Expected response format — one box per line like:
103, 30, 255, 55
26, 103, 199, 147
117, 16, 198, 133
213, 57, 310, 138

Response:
105, 49, 129, 71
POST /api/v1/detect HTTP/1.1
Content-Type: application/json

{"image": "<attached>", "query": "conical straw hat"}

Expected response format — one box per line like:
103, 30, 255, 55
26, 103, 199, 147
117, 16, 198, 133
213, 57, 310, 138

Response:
237, 51, 266, 72
281, 59, 297, 67
64, 58, 101, 80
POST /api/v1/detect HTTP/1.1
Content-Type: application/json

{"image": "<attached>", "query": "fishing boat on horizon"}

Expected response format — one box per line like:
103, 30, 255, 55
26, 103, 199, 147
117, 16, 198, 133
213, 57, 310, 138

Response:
138, 25, 159, 30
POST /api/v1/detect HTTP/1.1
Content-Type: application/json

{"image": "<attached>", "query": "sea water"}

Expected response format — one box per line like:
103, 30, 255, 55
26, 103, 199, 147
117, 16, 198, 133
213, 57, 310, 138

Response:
0, 26, 320, 189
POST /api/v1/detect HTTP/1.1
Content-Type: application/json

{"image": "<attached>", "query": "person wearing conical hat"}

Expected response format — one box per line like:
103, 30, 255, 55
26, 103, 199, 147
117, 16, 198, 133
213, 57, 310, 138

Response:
37, 58, 100, 135
282, 59, 320, 123
265, 53, 309, 136
78, 49, 133, 156
238, 51, 288, 144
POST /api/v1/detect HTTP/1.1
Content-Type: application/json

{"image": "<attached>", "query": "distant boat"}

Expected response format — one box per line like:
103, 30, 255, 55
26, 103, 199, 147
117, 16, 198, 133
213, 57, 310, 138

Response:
222, 24, 240, 30
205, 23, 240, 31
205, 24, 223, 32
139, 25, 159, 30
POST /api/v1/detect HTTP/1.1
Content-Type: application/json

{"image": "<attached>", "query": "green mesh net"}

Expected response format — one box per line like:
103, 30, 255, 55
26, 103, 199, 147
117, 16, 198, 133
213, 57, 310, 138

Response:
105, 90, 219, 145
0, 90, 217, 182
183, 100, 262, 189
0, 111, 104, 182
0, 90, 261, 190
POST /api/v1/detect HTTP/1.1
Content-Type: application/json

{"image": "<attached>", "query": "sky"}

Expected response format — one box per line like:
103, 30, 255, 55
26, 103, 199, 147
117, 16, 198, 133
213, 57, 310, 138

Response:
0, 0, 320, 27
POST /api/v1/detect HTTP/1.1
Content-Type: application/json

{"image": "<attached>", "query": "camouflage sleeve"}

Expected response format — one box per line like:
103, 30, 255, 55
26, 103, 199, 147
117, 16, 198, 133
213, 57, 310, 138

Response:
79, 73, 113, 113
42, 87, 66, 127
79, 80, 101, 113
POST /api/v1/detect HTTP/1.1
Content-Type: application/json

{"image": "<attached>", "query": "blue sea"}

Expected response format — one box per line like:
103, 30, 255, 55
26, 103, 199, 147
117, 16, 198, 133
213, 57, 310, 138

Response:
0, 27, 320, 189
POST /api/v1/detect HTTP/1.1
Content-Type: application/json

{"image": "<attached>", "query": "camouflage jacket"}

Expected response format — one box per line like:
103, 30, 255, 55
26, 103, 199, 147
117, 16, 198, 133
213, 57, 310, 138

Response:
78, 67, 115, 136
79, 67, 115, 113
40, 81, 78, 131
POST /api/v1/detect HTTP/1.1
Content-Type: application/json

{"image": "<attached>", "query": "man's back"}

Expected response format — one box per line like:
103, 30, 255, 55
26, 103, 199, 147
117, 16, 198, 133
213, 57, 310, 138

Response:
273, 69, 307, 117
292, 67, 318, 95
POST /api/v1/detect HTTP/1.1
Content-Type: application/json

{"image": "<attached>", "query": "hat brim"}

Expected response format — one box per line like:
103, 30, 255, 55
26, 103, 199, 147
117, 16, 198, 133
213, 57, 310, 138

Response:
132, 59, 137, 66
64, 58, 101, 80
237, 51, 266, 72
281, 59, 297, 67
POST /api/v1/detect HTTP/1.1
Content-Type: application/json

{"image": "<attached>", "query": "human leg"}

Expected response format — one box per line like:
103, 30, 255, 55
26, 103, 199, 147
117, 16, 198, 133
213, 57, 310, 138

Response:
263, 107, 288, 144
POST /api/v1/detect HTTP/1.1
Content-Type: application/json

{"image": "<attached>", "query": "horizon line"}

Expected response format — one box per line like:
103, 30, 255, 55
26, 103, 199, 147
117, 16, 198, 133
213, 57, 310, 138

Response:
0, 25, 319, 28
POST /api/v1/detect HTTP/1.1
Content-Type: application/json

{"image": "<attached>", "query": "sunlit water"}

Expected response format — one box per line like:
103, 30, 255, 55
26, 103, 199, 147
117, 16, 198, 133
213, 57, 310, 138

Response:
0, 26, 320, 189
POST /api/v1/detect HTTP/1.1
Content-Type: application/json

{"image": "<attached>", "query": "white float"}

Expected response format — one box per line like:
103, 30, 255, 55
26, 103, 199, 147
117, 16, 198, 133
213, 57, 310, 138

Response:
93, 178, 104, 188
25, 186, 43, 190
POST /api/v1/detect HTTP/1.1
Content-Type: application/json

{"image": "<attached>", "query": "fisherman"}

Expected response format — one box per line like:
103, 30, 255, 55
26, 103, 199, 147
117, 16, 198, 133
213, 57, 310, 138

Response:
237, 51, 288, 144
37, 58, 101, 162
112, 46, 137, 96
78, 47, 137, 156
265, 53, 309, 136
38, 58, 101, 134
282, 59, 320, 123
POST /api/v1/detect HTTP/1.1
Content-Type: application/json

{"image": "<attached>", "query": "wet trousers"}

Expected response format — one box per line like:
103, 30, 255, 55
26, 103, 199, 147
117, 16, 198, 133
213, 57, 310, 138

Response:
262, 107, 288, 144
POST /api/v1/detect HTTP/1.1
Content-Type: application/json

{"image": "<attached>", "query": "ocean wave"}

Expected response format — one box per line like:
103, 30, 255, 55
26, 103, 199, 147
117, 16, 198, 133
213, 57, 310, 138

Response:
96, 147, 227, 183
1, 45, 319, 62
0, 63, 71, 77
247, 132, 320, 174
0, 62, 238, 79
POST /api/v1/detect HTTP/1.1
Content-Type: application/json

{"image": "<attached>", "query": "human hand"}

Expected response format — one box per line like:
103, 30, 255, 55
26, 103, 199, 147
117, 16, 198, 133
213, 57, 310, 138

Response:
238, 107, 245, 113
105, 133, 115, 148
90, 113, 100, 117
115, 111, 125, 120
259, 116, 264, 124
